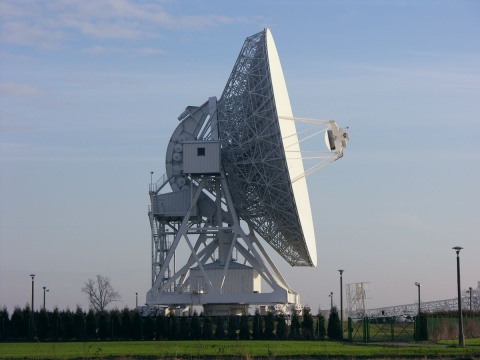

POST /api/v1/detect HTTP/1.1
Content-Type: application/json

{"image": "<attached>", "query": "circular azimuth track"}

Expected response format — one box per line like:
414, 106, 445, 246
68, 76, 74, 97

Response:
217, 30, 314, 267
165, 104, 213, 192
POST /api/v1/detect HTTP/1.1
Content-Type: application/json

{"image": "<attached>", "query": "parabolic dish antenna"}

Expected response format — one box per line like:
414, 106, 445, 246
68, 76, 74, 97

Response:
218, 29, 317, 267
146, 29, 348, 314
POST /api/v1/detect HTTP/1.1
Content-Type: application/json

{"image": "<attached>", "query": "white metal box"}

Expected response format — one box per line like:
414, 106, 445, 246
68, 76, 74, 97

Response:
190, 261, 260, 294
152, 189, 197, 218
183, 141, 221, 174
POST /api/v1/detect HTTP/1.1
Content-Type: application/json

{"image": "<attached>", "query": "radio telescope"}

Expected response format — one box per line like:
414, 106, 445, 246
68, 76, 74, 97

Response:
146, 29, 348, 315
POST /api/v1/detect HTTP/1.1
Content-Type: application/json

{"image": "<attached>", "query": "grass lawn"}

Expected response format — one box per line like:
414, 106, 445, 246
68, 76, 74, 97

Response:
1, 339, 480, 359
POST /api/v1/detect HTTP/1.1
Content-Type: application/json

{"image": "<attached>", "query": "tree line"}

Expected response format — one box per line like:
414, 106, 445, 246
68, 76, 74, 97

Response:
0, 305, 344, 342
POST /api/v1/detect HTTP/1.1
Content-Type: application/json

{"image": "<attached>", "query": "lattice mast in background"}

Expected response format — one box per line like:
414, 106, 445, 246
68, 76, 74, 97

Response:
346, 282, 372, 318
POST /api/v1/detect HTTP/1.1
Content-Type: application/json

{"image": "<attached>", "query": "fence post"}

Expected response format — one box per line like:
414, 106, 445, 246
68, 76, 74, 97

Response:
391, 317, 395, 341
363, 317, 367, 343
348, 317, 352, 342
363, 317, 370, 343
427, 315, 432, 340
367, 318, 370, 342
414, 316, 417, 341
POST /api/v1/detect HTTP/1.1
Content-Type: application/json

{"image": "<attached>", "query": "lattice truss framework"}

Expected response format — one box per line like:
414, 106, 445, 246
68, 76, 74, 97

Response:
217, 30, 310, 266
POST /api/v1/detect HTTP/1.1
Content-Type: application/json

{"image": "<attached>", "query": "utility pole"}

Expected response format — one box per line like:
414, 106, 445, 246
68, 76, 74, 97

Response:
415, 282, 421, 314
43, 286, 49, 310
452, 246, 465, 347
468, 287, 473, 311
29, 274, 35, 340
338, 269, 344, 337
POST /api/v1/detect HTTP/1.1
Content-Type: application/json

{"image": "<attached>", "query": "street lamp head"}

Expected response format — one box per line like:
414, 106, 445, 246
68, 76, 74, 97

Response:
338, 269, 344, 275
29, 274, 35, 279
415, 282, 421, 287
452, 246, 463, 254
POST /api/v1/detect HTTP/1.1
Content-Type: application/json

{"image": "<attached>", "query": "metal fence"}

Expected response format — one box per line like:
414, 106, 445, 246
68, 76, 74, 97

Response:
348, 315, 480, 342
427, 316, 480, 340
348, 317, 416, 343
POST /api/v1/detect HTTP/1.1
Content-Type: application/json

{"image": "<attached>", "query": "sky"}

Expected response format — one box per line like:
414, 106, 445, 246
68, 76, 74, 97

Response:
1, 0, 479, 314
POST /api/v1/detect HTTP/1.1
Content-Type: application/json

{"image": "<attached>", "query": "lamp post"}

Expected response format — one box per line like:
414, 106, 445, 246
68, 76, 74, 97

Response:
135, 292, 138, 308
452, 246, 465, 347
43, 286, 49, 310
29, 274, 35, 340
415, 282, 421, 315
329, 292, 333, 309
468, 287, 473, 311
338, 269, 344, 335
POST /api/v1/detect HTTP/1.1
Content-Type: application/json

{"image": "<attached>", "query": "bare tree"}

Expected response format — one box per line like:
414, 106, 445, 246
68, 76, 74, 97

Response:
81, 274, 121, 312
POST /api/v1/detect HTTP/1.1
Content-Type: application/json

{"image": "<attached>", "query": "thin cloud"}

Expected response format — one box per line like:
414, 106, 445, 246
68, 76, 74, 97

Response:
0, 155, 164, 162
357, 64, 480, 87
0, 82, 45, 97
0, 141, 30, 148
388, 212, 434, 232
0, 125, 35, 133
65, 19, 152, 40
0, 0, 254, 48
334, 61, 480, 90
1, 21, 67, 49
84, 45, 166, 56
0, 0, 42, 18
0, 50, 31, 62
137, 47, 166, 56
